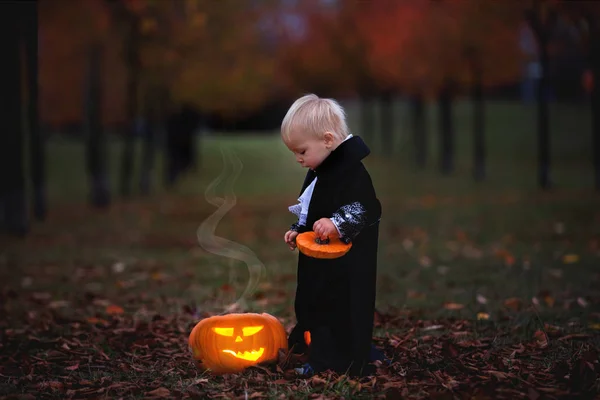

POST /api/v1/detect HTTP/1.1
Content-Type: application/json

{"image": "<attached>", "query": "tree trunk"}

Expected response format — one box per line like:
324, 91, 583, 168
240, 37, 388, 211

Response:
527, 5, 554, 190
411, 94, 427, 169
139, 121, 155, 195
85, 43, 110, 208
536, 36, 551, 189
24, 0, 45, 220
0, 1, 28, 235
380, 91, 393, 157
438, 82, 455, 175
360, 93, 374, 141
120, 18, 140, 197
590, 25, 600, 191
472, 64, 486, 182
139, 97, 156, 195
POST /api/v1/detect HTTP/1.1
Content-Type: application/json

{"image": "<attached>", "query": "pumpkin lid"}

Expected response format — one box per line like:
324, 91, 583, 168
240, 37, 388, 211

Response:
296, 231, 352, 259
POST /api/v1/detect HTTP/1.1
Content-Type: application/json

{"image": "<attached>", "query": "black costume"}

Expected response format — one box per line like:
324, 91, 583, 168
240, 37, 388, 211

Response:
287, 136, 382, 377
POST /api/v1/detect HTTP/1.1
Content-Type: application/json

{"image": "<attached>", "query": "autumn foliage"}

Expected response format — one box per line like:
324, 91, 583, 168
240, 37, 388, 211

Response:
40, 0, 530, 126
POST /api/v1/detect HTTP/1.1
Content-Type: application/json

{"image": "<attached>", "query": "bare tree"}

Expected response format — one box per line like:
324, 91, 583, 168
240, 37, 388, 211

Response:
0, 1, 29, 235
526, 1, 557, 190
85, 43, 111, 208
24, 0, 46, 220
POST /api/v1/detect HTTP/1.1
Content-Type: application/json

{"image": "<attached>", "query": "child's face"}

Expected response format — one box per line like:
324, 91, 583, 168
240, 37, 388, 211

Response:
285, 132, 333, 170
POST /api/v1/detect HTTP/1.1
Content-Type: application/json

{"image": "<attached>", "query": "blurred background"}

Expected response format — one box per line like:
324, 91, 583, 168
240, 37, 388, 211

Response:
1, 0, 599, 318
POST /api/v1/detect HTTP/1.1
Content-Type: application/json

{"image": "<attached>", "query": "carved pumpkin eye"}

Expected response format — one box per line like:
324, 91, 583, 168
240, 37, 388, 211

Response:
213, 327, 234, 337
242, 325, 263, 336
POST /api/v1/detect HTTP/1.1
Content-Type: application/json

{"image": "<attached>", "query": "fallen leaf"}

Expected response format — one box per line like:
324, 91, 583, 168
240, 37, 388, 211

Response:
547, 269, 563, 280
559, 333, 593, 341
248, 392, 265, 399
112, 261, 126, 273
504, 254, 515, 266
419, 256, 432, 268
48, 300, 70, 309
577, 297, 589, 307
422, 324, 445, 331
442, 341, 459, 358
554, 222, 565, 234
146, 387, 170, 397
402, 238, 414, 250
86, 317, 109, 325
528, 387, 541, 400
443, 302, 465, 310
220, 283, 235, 293
310, 376, 328, 387
31, 292, 52, 302
407, 290, 426, 299
487, 370, 510, 380
436, 265, 449, 275
496, 249, 515, 266
105, 305, 124, 315
21, 276, 33, 287
504, 297, 522, 311
477, 312, 490, 320
65, 363, 79, 371
534, 330, 549, 349
151, 272, 169, 282
92, 298, 111, 307
476, 294, 488, 304
543, 295, 555, 307
562, 254, 579, 264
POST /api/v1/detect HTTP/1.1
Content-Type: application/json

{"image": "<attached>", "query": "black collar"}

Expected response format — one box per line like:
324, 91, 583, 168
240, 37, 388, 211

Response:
314, 136, 370, 180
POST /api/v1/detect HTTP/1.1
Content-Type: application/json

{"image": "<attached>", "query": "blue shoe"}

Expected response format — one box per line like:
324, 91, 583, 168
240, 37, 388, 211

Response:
294, 363, 315, 377
370, 345, 392, 366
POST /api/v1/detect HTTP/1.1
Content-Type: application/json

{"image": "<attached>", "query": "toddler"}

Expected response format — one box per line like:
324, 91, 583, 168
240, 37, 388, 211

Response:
282, 94, 383, 377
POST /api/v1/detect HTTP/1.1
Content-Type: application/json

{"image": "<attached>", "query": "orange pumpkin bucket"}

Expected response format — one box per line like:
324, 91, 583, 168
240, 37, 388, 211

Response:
296, 231, 352, 259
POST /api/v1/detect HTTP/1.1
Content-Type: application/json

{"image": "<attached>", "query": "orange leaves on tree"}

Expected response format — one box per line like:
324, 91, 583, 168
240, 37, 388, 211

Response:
41, 0, 279, 125
349, 0, 524, 97
276, 3, 351, 96
40, 0, 126, 126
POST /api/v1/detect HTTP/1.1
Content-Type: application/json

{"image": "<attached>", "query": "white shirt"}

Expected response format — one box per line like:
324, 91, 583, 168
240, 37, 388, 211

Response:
288, 134, 353, 231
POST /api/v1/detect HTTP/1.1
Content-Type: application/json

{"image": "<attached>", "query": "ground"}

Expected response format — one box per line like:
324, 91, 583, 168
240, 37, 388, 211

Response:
1, 100, 599, 399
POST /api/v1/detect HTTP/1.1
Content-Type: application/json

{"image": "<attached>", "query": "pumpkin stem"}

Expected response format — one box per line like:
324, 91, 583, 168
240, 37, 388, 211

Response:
315, 236, 330, 245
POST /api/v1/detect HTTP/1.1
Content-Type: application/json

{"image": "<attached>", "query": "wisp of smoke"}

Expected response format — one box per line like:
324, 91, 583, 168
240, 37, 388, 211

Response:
196, 145, 266, 314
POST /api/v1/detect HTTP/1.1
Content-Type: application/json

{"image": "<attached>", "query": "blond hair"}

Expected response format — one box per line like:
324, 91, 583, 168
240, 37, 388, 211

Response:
281, 94, 349, 144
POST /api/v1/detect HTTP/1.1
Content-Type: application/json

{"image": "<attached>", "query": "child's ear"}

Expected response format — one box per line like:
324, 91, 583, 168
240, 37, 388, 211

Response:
323, 132, 334, 148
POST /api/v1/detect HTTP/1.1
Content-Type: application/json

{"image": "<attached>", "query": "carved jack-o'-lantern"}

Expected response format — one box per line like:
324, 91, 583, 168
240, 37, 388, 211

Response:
296, 231, 352, 259
188, 313, 288, 374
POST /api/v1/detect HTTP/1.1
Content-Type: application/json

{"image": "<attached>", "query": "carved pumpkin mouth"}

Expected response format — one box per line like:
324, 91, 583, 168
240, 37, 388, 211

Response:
222, 347, 265, 361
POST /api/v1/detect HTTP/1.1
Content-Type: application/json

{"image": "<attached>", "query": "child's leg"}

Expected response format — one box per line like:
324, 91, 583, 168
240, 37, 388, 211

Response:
305, 326, 337, 373
287, 323, 309, 355
306, 327, 382, 376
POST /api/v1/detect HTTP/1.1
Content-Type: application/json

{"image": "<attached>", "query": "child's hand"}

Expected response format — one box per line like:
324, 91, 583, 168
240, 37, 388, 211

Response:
284, 230, 299, 250
313, 218, 339, 240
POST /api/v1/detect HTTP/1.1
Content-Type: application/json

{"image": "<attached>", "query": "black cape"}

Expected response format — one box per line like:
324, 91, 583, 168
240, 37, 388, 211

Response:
288, 136, 382, 376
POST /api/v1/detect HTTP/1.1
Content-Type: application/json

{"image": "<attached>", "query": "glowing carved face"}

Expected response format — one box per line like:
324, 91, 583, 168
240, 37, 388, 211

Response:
188, 313, 288, 374
213, 325, 265, 361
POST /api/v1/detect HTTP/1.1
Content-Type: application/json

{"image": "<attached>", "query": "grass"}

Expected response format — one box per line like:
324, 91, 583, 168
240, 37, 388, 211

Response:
1, 99, 599, 398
